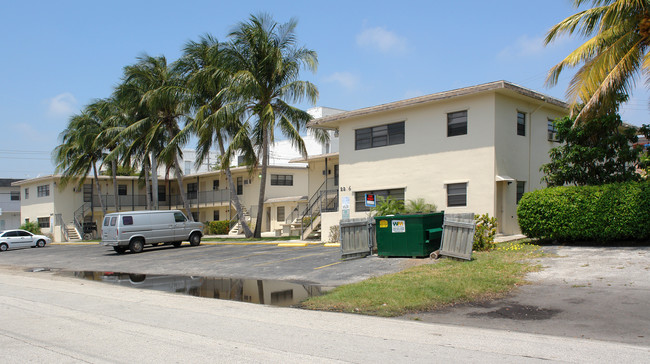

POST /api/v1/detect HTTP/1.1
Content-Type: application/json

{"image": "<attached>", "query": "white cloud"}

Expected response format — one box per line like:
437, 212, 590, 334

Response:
498, 35, 547, 59
45, 92, 77, 117
324, 72, 361, 90
356, 26, 407, 54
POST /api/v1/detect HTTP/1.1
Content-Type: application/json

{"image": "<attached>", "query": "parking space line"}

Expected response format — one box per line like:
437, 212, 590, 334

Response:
252, 252, 331, 267
313, 261, 342, 270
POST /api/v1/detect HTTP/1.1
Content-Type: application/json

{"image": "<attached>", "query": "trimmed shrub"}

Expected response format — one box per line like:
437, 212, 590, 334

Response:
517, 181, 650, 242
207, 220, 232, 235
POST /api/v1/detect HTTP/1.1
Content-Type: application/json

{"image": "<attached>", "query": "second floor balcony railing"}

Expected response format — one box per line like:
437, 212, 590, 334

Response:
89, 189, 233, 210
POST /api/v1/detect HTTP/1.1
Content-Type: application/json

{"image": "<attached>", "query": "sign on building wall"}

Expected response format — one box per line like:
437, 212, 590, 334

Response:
342, 196, 350, 220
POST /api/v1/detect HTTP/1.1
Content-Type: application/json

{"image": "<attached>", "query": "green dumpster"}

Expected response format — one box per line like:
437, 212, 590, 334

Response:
374, 212, 444, 257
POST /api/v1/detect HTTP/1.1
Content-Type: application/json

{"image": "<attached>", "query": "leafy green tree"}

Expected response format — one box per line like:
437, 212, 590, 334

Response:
545, 0, 650, 121
541, 111, 644, 186
53, 109, 108, 215
177, 34, 255, 237
224, 14, 325, 237
114, 55, 194, 219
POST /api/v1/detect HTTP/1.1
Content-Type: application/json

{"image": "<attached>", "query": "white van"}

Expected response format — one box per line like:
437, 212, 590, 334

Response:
101, 210, 204, 254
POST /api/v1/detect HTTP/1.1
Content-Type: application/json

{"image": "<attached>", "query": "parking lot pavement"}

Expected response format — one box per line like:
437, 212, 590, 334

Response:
0, 241, 414, 286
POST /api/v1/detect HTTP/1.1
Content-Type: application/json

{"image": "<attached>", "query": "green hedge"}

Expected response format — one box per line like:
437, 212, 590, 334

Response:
206, 220, 233, 235
517, 181, 650, 242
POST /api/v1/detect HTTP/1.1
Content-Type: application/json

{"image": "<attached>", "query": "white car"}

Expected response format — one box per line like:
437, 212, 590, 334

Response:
0, 229, 51, 252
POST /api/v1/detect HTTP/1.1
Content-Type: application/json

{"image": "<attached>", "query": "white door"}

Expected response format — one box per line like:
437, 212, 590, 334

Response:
16, 231, 35, 247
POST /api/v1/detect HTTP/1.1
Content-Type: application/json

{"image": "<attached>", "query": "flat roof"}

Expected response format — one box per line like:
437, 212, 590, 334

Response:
289, 152, 339, 164
308, 80, 569, 128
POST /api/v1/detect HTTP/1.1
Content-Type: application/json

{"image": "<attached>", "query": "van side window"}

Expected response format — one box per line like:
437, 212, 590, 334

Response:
174, 212, 187, 222
103, 217, 110, 226
122, 216, 133, 225
110, 217, 117, 226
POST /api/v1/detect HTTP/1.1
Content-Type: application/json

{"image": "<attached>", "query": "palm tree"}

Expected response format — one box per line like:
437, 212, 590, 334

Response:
545, 0, 650, 121
88, 98, 122, 211
53, 109, 107, 216
115, 55, 194, 220
177, 34, 255, 237
224, 13, 326, 237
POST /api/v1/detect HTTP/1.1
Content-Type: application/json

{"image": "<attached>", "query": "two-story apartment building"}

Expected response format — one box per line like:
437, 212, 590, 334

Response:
0, 178, 23, 230
306, 81, 568, 236
14, 165, 308, 242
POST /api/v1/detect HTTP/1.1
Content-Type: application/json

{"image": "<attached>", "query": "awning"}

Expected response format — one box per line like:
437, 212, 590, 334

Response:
496, 175, 515, 182
264, 195, 308, 204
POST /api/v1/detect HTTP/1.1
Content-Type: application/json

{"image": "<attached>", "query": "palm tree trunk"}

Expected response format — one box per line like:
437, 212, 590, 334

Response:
218, 134, 253, 237
173, 154, 193, 221
112, 159, 119, 211
151, 152, 159, 210
144, 157, 152, 210
92, 163, 106, 215
253, 127, 269, 238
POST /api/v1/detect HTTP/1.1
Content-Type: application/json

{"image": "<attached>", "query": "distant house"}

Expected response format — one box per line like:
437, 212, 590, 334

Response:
0, 178, 23, 230
303, 81, 568, 237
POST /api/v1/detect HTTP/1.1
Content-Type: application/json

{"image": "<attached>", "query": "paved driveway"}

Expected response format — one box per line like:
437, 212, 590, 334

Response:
0, 241, 410, 286
401, 246, 650, 346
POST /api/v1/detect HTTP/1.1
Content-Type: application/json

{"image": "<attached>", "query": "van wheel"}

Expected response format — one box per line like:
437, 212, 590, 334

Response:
189, 233, 201, 246
172, 242, 182, 248
36, 240, 46, 248
0, 243, 8, 252
129, 239, 144, 253
113, 246, 127, 254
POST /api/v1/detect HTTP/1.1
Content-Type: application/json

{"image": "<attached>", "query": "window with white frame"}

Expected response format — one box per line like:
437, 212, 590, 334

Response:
447, 110, 468, 137
37, 184, 50, 197
277, 206, 285, 221
447, 183, 467, 207
213, 180, 219, 190
355, 121, 405, 150
187, 183, 198, 199
10, 191, 19, 201
548, 118, 559, 141
213, 210, 220, 221
37, 217, 50, 228
517, 111, 526, 136
24, 188, 29, 199
118, 184, 127, 196
271, 174, 293, 186
355, 188, 405, 212
516, 181, 526, 204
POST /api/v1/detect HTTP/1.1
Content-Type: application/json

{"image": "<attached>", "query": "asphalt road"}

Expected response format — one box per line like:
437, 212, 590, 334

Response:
0, 241, 411, 286
1, 267, 648, 363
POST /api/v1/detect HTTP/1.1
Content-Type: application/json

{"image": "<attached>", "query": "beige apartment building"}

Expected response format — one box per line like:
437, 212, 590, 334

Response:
13, 165, 308, 242
305, 81, 568, 236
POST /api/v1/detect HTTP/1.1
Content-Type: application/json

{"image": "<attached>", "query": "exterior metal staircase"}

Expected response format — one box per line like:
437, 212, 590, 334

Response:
300, 178, 338, 240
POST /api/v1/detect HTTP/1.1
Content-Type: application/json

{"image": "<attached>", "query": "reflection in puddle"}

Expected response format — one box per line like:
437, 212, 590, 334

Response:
66, 271, 332, 307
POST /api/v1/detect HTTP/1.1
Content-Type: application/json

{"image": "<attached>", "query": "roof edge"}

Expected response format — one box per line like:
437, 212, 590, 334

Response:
308, 80, 568, 128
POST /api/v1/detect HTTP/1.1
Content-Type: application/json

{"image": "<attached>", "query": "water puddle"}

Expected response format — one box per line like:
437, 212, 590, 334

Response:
60, 271, 333, 307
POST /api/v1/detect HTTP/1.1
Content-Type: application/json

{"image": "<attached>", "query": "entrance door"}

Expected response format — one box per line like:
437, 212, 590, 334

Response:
496, 183, 505, 234
265, 207, 271, 231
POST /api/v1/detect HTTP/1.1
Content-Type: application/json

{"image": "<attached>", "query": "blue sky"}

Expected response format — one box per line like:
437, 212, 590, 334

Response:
1, 0, 648, 178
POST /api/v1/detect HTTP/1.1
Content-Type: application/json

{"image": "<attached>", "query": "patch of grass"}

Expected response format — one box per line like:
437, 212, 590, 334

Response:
202, 236, 300, 242
302, 240, 544, 317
